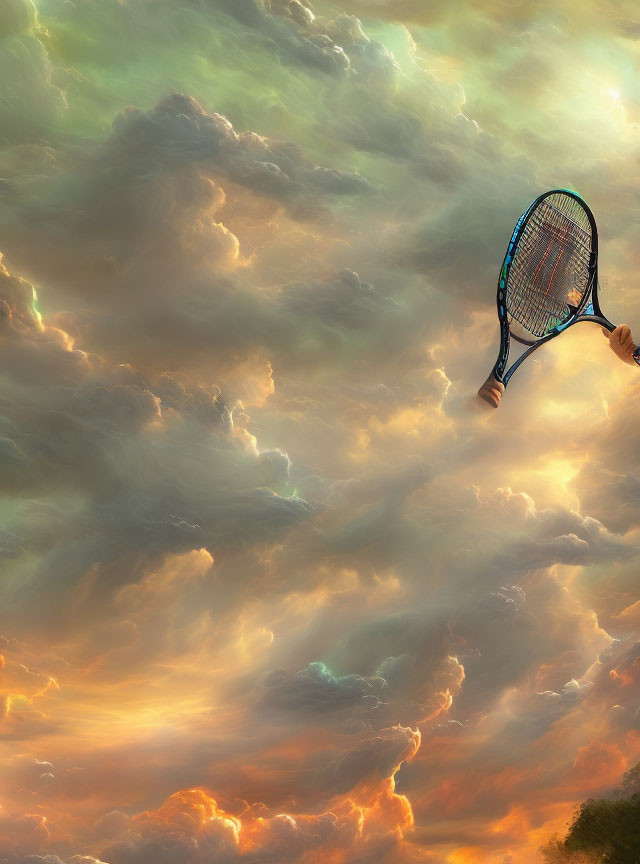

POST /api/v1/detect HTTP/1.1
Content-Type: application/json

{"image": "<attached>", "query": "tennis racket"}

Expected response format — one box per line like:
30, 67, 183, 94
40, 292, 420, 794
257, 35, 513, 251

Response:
478, 188, 640, 407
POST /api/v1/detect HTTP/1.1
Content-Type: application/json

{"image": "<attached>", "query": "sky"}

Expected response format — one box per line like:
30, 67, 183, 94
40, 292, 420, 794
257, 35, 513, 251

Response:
0, 0, 639, 862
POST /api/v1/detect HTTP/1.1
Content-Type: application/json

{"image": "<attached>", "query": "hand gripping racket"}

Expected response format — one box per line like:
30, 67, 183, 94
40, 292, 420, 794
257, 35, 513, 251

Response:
478, 189, 640, 408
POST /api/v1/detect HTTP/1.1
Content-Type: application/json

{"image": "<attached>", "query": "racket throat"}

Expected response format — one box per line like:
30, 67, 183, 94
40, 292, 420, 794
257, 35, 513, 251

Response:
494, 334, 542, 386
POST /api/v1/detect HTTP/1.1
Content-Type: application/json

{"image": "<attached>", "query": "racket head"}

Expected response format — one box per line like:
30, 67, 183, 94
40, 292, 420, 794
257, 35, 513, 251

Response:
497, 190, 598, 352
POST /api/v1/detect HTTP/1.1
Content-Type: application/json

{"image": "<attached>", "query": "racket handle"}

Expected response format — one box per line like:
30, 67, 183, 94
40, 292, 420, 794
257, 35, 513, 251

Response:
605, 324, 640, 367
478, 374, 505, 408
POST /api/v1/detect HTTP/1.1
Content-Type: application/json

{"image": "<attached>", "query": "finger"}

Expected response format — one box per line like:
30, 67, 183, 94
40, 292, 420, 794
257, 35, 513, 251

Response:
619, 325, 631, 342
478, 376, 504, 408
617, 325, 632, 347
478, 390, 500, 408
607, 325, 638, 365
477, 383, 498, 407
610, 326, 628, 352
601, 326, 612, 339
614, 325, 637, 354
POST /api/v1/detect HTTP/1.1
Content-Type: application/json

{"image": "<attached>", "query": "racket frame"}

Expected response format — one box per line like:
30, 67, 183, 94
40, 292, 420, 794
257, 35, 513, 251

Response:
493, 188, 617, 387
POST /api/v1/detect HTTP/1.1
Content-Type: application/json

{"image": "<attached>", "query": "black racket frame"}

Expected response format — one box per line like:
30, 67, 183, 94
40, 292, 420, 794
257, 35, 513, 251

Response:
493, 188, 616, 387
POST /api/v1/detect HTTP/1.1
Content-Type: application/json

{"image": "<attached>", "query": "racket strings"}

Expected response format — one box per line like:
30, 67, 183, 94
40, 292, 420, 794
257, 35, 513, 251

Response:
507, 196, 592, 337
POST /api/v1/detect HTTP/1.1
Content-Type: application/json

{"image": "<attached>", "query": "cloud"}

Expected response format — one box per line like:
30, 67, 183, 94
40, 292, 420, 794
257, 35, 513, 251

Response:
261, 660, 387, 717
318, 724, 420, 795
68, 728, 423, 864
1, 1, 640, 862
0, 256, 314, 644
0, 637, 64, 740
216, 0, 398, 85
0, 0, 66, 140
3, 90, 373, 280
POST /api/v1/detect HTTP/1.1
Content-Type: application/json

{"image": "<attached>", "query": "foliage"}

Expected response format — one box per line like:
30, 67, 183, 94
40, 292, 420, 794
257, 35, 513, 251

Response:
539, 836, 602, 862
539, 763, 640, 863
618, 763, 640, 799
563, 794, 640, 864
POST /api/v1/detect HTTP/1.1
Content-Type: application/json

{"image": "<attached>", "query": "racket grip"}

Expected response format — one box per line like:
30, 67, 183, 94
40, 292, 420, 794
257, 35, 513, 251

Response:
478, 374, 505, 408
607, 324, 640, 367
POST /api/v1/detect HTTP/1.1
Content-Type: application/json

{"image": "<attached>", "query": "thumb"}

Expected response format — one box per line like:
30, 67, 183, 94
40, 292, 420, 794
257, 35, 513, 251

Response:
601, 326, 612, 339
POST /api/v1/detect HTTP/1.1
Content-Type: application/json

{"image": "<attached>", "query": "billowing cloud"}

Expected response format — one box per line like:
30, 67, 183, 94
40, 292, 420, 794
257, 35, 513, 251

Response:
1, 0, 640, 863
0, 0, 66, 139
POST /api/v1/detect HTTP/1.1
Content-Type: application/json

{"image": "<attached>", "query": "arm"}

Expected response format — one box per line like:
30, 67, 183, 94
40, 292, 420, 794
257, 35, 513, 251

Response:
601, 324, 640, 366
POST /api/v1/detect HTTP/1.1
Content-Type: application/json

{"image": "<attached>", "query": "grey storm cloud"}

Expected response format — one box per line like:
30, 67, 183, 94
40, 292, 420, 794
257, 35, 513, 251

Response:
215, 0, 399, 84
7, 90, 373, 265
317, 724, 419, 795
297, 608, 465, 729
215, 0, 467, 170
278, 268, 401, 329
294, 517, 618, 732
109, 92, 374, 203
223, 473, 637, 740
0, 256, 314, 633
500, 504, 637, 569
0, 86, 421, 384
262, 660, 387, 715
448, 575, 612, 721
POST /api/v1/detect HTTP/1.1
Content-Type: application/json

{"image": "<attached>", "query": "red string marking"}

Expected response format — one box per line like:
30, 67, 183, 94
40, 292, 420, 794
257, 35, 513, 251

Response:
546, 247, 564, 296
544, 218, 570, 297
532, 239, 553, 285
